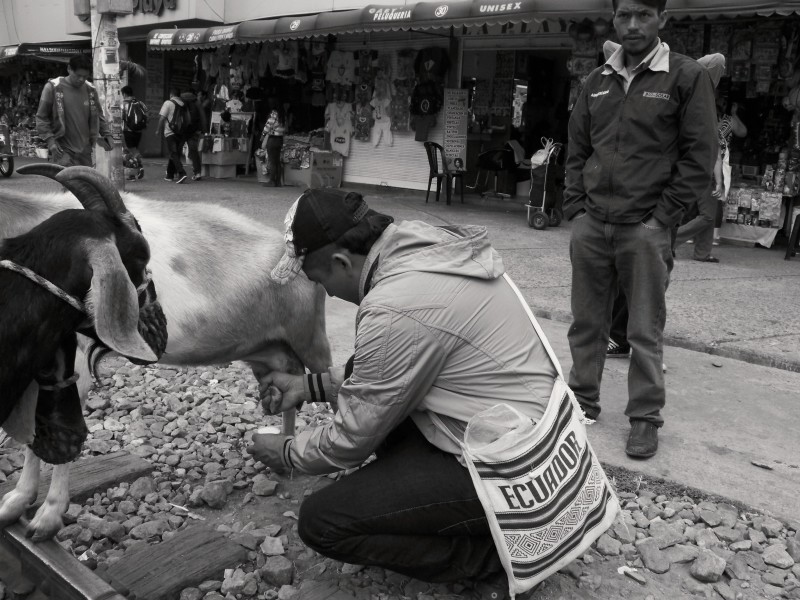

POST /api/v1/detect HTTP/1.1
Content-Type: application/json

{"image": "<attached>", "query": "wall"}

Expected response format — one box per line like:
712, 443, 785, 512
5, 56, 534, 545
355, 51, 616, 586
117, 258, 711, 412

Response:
0, 0, 86, 46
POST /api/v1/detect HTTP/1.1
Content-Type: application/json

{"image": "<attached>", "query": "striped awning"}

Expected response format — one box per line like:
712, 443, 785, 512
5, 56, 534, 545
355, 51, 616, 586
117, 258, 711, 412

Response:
147, 0, 800, 50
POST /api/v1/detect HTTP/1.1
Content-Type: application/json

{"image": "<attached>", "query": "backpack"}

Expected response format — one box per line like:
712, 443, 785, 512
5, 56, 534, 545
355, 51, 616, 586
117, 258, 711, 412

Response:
168, 100, 192, 136
124, 99, 148, 132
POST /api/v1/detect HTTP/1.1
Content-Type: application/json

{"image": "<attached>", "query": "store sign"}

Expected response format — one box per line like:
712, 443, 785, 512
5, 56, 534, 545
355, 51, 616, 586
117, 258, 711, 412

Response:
207, 26, 236, 43
369, 7, 412, 21
149, 32, 177, 45
132, 0, 176, 16
478, 2, 523, 12
434, 5, 449, 17
290, 20, 301, 31
1, 47, 18, 58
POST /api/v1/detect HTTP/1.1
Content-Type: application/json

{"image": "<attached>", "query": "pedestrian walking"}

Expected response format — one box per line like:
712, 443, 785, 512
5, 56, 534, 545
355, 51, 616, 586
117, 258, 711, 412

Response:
246, 188, 566, 598
35, 54, 113, 167
180, 91, 208, 181
675, 54, 747, 262
563, 0, 717, 458
121, 85, 147, 179
156, 87, 189, 184
260, 96, 285, 187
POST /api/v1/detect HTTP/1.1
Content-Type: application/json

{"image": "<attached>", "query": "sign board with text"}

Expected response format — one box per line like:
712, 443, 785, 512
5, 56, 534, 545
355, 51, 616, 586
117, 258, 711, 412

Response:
443, 88, 468, 170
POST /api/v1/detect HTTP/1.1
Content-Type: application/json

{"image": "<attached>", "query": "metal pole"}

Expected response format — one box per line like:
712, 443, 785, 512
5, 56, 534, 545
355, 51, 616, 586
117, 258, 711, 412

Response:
90, 0, 125, 190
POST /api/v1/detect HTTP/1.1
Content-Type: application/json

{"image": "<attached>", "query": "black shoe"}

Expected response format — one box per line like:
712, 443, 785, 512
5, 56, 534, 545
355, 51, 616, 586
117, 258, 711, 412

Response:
694, 256, 719, 263
607, 338, 630, 358
176, 174, 188, 184
626, 421, 658, 458
578, 402, 600, 421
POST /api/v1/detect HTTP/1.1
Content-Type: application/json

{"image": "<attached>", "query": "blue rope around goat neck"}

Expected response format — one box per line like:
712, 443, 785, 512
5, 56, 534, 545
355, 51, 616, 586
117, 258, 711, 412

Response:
0, 259, 86, 313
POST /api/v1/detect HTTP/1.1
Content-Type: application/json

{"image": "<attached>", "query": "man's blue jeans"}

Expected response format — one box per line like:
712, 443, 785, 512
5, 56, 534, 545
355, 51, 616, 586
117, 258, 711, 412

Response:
567, 212, 673, 426
298, 420, 502, 582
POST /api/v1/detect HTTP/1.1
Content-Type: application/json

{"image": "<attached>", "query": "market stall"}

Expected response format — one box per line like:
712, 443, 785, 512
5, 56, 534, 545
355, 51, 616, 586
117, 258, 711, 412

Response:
0, 41, 92, 159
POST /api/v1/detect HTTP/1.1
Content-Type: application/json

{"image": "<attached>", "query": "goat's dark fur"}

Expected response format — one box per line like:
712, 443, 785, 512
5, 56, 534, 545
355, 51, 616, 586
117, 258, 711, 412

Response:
0, 207, 152, 426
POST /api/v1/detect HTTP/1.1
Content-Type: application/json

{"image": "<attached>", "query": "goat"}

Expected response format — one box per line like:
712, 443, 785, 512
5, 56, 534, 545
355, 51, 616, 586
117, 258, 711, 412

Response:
0, 164, 332, 541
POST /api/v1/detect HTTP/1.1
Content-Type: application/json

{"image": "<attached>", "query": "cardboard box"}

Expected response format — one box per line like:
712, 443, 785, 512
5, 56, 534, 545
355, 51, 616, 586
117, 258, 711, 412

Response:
202, 150, 249, 166
283, 150, 343, 188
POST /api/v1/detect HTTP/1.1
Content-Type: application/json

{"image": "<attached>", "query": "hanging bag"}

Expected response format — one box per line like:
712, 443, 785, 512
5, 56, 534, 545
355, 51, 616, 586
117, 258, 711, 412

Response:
431, 274, 619, 599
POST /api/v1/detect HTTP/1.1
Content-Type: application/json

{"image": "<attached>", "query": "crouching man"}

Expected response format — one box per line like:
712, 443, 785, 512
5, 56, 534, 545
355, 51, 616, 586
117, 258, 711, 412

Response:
247, 189, 558, 594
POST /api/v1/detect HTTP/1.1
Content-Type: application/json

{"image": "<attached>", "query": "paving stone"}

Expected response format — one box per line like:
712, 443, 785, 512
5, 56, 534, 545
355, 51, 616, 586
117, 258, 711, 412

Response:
636, 538, 671, 574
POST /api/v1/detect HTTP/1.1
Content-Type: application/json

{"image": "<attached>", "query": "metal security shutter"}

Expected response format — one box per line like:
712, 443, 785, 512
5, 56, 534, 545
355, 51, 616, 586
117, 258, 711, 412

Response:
335, 36, 449, 191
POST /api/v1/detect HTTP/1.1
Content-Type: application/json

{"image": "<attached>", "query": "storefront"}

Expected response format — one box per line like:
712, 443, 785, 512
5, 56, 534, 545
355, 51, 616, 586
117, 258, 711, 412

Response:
0, 41, 92, 157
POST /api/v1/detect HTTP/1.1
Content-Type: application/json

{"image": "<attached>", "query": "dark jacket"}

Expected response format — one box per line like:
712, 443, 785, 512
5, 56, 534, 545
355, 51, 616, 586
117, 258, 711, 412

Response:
564, 51, 717, 227
180, 92, 207, 136
36, 76, 109, 147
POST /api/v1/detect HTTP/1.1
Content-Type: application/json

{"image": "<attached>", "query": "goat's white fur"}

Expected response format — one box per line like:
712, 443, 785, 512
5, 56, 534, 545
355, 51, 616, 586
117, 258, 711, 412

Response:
0, 190, 331, 540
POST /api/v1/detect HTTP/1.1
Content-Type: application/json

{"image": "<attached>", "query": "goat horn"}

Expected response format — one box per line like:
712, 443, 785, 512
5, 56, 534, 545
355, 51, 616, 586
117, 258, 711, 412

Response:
16, 163, 119, 213
55, 167, 129, 214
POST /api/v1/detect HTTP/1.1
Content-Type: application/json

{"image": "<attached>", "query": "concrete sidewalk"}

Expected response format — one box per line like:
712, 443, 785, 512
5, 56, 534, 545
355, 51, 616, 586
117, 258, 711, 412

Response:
324, 297, 800, 525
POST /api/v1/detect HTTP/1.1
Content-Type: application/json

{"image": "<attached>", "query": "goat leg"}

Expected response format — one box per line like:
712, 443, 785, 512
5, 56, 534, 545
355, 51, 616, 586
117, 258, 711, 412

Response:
27, 462, 71, 541
0, 447, 41, 528
29, 382, 87, 465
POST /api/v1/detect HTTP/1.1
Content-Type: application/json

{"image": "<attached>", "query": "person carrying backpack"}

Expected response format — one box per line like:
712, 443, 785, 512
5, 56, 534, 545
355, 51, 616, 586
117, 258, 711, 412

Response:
156, 87, 190, 184
180, 91, 208, 181
121, 85, 146, 179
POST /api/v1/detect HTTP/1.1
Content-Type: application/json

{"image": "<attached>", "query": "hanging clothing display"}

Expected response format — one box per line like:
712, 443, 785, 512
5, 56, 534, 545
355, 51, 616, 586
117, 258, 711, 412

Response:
355, 49, 378, 85
370, 95, 392, 147
325, 100, 353, 157
326, 50, 355, 85
354, 103, 373, 142
391, 79, 413, 132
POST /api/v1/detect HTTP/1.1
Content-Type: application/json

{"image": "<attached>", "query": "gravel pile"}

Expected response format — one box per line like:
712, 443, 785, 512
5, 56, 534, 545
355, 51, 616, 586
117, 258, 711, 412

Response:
0, 357, 798, 600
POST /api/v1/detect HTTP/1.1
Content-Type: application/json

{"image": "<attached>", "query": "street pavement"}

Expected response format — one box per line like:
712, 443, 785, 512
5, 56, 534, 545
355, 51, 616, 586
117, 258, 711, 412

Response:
6, 158, 800, 524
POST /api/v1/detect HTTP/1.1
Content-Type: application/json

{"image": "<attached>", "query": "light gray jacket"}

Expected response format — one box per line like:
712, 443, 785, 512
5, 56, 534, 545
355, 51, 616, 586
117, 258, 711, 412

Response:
290, 220, 558, 474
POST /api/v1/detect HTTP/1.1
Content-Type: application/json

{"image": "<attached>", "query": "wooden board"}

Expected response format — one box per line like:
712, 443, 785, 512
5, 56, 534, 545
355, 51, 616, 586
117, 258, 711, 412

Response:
0, 451, 154, 510
103, 524, 248, 600
0, 520, 126, 600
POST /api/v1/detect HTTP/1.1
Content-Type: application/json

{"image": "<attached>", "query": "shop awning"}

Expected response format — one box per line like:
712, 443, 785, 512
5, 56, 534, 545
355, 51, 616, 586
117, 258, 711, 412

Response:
147, 0, 800, 50
0, 41, 92, 63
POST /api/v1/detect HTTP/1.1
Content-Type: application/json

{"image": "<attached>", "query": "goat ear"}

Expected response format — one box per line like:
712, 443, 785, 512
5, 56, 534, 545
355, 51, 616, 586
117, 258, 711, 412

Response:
86, 242, 158, 363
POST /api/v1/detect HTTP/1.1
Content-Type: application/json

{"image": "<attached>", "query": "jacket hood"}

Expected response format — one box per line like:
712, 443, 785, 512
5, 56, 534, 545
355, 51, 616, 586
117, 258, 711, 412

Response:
360, 221, 505, 300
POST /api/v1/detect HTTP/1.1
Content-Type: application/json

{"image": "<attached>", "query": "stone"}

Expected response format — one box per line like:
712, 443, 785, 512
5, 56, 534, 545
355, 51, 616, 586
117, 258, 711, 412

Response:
200, 481, 229, 509
713, 526, 743, 544
762, 570, 787, 586
716, 504, 740, 528
663, 543, 699, 564
763, 545, 795, 569
650, 521, 685, 549
252, 475, 278, 497
636, 538, 671, 574
179, 588, 203, 600
712, 582, 736, 600
755, 516, 785, 538
278, 585, 300, 600
128, 476, 156, 500
699, 509, 722, 528
262, 556, 294, 587
740, 550, 768, 571
748, 528, 768, 544
691, 549, 727, 583
612, 520, 636, 544
341, 563, 365, 575
788, 538, 800, 563
730, 540, 752, 552
763, 584, 784, 596
260, 536, 285, 556
128, 520, 169, 540
682, 577, 713, 598
220, 568, 247, 596
595, 534, 621, 556
695, 528, 722, 549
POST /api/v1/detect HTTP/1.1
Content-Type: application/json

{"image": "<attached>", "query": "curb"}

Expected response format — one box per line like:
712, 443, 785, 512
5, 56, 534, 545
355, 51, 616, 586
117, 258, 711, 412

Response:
530, 307, 800, 375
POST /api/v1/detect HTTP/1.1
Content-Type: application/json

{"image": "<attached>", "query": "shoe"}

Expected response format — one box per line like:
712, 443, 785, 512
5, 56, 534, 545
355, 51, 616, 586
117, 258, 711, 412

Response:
137, 168, 145, 180
607, 338, 631, 358
686, 239, 694, 244
176, 174, 188, 184
192, 174, 203, 181
625, 421, 658, 458
164, 176, 173, 182
694, 256, 719, 263
713, 239, 720, 246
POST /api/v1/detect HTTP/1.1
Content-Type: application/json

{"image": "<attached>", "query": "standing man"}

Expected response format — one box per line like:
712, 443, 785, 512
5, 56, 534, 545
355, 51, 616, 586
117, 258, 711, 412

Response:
247, 189, 559, 596
180, 90, 208, 181
563, 0, 716, 458
156, 87, 188, 184
121, 85, 147, 179
36, 54, 113, 167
